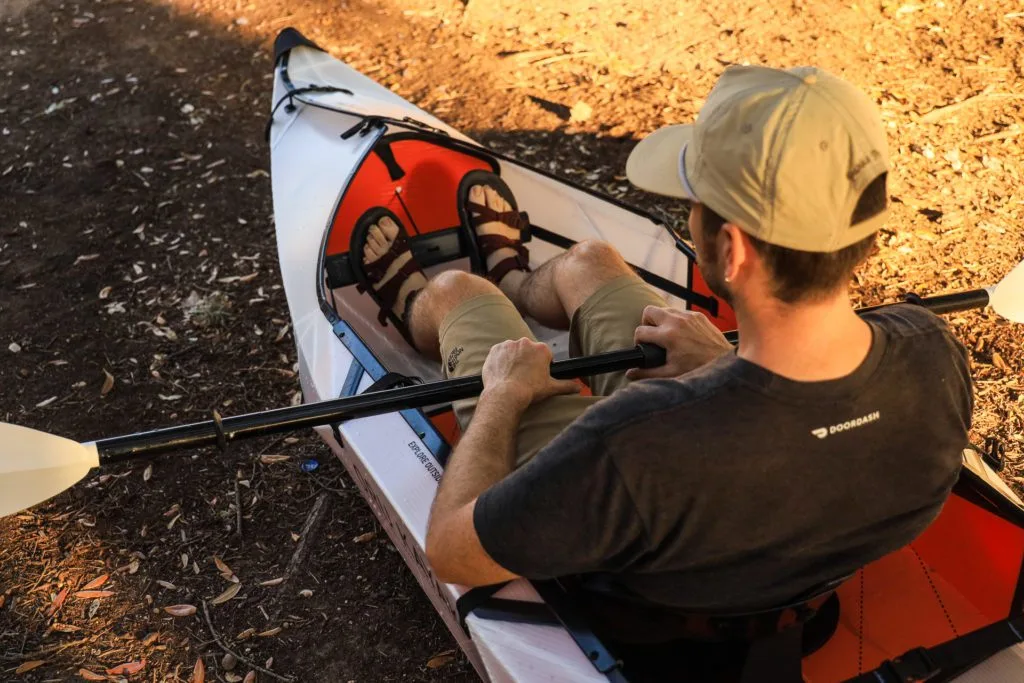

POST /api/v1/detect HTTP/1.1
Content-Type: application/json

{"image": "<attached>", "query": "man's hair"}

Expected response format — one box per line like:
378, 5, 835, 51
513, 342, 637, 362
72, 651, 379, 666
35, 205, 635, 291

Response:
699, 173, 886, 303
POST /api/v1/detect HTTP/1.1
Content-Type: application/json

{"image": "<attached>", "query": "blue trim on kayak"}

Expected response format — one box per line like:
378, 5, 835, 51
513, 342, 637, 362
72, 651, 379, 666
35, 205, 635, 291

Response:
341, 359, 364, 398
329, 318, 450, 466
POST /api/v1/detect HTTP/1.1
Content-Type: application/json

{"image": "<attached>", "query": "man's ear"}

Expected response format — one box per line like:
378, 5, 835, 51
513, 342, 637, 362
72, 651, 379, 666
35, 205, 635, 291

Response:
720, 223, 749, 283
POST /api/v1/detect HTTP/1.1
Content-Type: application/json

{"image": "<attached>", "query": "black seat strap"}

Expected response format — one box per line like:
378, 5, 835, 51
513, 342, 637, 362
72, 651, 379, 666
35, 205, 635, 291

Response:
740, 623, 804, 683
849, 614, 1024, 682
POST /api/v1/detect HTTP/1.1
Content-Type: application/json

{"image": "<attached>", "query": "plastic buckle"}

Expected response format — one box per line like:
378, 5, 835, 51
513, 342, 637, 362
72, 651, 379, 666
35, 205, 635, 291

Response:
880, 647, 940, 682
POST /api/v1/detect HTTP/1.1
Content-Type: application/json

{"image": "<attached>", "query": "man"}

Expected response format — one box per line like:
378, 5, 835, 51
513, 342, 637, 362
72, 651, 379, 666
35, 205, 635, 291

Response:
354, 65, 972, 658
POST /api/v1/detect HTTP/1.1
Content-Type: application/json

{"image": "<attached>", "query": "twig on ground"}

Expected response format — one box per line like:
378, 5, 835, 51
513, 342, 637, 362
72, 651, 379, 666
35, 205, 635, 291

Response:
201, 601, 294, 682
1, 636, 93, 662
920, 91, 1024, 123
271, 492, 331, 621
234, 477, 242, 539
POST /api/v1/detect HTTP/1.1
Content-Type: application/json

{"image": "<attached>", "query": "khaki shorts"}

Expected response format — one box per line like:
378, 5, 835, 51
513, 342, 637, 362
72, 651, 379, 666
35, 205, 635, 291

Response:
438, 275, 665, 466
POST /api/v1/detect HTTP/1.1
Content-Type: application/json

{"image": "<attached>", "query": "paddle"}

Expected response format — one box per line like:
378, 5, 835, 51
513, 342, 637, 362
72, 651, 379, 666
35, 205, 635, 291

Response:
2, 258, 1021, 518
0, 343, 667, 517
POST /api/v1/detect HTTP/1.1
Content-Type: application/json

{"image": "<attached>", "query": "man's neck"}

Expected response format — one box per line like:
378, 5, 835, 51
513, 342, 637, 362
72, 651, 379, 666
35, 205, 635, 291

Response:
733, 289, 874, 382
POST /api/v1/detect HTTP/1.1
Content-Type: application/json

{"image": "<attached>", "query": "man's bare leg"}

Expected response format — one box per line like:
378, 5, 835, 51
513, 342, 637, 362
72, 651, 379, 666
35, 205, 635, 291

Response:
468, 184, 639, 329
407, 270, 506, 360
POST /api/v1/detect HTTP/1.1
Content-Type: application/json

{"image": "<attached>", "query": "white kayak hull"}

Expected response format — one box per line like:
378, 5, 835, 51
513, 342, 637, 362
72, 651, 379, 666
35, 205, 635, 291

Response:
268, 29, 1024, 683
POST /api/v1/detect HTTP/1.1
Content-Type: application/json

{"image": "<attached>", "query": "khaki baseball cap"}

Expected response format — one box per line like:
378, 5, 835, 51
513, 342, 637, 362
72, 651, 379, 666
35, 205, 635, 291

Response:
626, 65, 889, 252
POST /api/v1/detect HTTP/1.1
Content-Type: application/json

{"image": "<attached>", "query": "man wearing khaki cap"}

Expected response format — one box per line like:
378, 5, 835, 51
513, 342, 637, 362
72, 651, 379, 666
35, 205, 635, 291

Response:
411, 65, 970, 674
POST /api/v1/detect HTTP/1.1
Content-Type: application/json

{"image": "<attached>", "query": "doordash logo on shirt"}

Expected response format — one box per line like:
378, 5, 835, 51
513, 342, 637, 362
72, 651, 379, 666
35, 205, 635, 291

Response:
811, 411, 881, 439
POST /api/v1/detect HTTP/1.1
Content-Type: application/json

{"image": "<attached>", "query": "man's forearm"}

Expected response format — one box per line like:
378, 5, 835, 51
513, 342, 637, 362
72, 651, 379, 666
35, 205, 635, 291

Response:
431, 387, 527, 516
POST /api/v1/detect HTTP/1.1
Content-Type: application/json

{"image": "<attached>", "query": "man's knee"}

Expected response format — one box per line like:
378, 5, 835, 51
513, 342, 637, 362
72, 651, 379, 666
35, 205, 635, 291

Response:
569, 241, 622, 270
563, 240, 630, 276
429, 269, 495, 297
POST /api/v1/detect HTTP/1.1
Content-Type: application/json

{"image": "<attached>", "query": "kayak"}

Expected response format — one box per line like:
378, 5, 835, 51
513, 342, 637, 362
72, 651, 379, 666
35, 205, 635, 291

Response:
267, 27, 1024, 683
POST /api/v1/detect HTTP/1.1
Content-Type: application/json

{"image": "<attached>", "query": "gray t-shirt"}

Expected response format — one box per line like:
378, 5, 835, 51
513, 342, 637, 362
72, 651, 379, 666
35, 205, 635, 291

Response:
474, 305, 972, 637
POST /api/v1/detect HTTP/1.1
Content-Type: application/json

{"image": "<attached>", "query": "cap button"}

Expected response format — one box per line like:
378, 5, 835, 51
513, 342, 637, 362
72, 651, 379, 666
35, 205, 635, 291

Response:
803, 74, 818, 85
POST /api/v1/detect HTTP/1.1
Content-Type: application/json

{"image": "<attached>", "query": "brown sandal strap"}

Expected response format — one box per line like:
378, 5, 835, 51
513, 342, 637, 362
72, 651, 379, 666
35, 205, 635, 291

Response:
362, 230, 411, 282
466, 202, 527, 231
487, 255, 530, 285
371, 257, 424, 325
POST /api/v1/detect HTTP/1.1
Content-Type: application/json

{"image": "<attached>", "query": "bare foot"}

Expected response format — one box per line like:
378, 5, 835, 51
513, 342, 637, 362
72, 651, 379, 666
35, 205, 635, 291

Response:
362, 214, 427, 320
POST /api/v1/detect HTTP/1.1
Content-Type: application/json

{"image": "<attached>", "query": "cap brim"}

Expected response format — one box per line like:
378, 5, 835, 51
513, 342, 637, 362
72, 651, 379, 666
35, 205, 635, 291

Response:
625, 124, 696, 200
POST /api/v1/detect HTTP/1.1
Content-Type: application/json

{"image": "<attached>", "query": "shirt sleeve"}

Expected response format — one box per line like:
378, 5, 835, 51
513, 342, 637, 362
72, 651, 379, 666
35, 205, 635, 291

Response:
472, 417, 650, 580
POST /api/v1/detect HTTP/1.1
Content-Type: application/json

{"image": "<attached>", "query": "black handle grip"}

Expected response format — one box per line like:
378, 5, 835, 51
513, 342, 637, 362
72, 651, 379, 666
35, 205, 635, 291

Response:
637, 343, 667, 368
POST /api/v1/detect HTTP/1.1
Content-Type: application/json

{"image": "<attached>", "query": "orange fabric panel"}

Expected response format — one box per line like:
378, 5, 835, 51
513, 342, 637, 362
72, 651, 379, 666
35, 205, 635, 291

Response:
326, 140, 493, 256
911, 493, 1024, 622
429, 409, 461, 447
804, 544, 992, 681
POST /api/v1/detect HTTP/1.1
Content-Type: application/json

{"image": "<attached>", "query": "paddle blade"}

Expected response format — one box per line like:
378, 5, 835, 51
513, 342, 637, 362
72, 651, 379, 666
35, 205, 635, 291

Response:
990, 259, 1024, 323
0, 424, 100, 517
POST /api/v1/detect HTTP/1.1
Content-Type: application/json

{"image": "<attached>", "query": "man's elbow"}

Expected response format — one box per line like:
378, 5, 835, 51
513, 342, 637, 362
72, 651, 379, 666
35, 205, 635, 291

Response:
424, 521, 458, 584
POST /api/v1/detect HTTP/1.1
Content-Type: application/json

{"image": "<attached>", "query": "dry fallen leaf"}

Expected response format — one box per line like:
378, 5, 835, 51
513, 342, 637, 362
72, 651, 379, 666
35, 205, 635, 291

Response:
143, 463, 153, 482
243, 672, 256, 683
142, 632, 160, 646
226, 675, 243, 683
426, 650, 456, 669
298, 589, 312, 598
78, 669, 107, 681
75, 590, 115, 599
50, 622, 81, 633
259, 577, 284, 587
256, 627, 282, 637
15, 660, 45, 674
81, 574, 109, 591
99, 286, 112, 299
163, 604, 197, 617
101, 369, 115, 396
181, 553, 189, 569
236, 627, 256, 640
259, 454, 290, 464
191, 656, 206, 683
156, 580, 176, 590
210, 582, 241, 605
45, 587, 69, 617
353, 531, 377, 544
214, 556, 233, 575
106, 660, 146, 676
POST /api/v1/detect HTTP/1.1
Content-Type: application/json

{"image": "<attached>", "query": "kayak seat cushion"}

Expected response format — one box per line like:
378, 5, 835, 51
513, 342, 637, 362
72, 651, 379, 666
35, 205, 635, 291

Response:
326, 136, 498, 260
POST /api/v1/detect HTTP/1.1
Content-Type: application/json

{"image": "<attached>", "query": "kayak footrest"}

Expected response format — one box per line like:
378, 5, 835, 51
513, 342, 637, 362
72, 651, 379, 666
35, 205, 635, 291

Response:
325, 228, 465, 289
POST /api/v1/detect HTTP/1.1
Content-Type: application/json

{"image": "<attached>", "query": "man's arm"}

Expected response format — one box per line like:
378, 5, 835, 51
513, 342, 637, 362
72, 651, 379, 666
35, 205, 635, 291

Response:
425, 338, 579, 586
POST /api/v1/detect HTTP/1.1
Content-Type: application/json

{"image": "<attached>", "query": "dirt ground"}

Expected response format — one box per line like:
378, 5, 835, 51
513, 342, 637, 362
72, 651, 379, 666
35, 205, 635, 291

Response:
1, 0, 1022, 680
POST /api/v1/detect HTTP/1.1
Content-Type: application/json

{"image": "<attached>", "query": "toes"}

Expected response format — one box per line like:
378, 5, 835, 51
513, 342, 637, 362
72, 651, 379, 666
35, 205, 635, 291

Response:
378, 216, 400, 240
363, 226, 386, 261
469, 185, 485, 207
484, 186, 510, 211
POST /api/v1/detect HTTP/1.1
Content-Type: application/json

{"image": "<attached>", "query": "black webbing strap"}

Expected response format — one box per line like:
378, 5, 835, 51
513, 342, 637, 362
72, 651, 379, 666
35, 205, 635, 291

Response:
363, 372, 421, 393
456, 580, 627, 681
455, 583, 558, 629
533, 580, 627, 679
456, 582, 507, 629
848, 615, 1024, 683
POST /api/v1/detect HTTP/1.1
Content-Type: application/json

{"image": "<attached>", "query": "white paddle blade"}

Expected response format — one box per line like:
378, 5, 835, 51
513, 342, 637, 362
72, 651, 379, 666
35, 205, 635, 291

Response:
0, 423, 100, 517
990, 259, 1024, 323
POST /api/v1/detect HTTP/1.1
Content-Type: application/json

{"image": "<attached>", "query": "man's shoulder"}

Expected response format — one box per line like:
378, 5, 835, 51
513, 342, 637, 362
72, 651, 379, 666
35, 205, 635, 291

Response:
864, 302, 952, 338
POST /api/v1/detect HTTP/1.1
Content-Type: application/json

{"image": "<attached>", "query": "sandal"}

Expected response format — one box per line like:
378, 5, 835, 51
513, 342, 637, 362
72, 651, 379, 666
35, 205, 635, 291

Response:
457, 170, 532, 284
350, 207, 426, 346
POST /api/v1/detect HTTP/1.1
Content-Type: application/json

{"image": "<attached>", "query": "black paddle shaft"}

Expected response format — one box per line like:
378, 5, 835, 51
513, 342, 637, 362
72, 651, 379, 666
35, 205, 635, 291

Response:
94, 343, 667, 464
